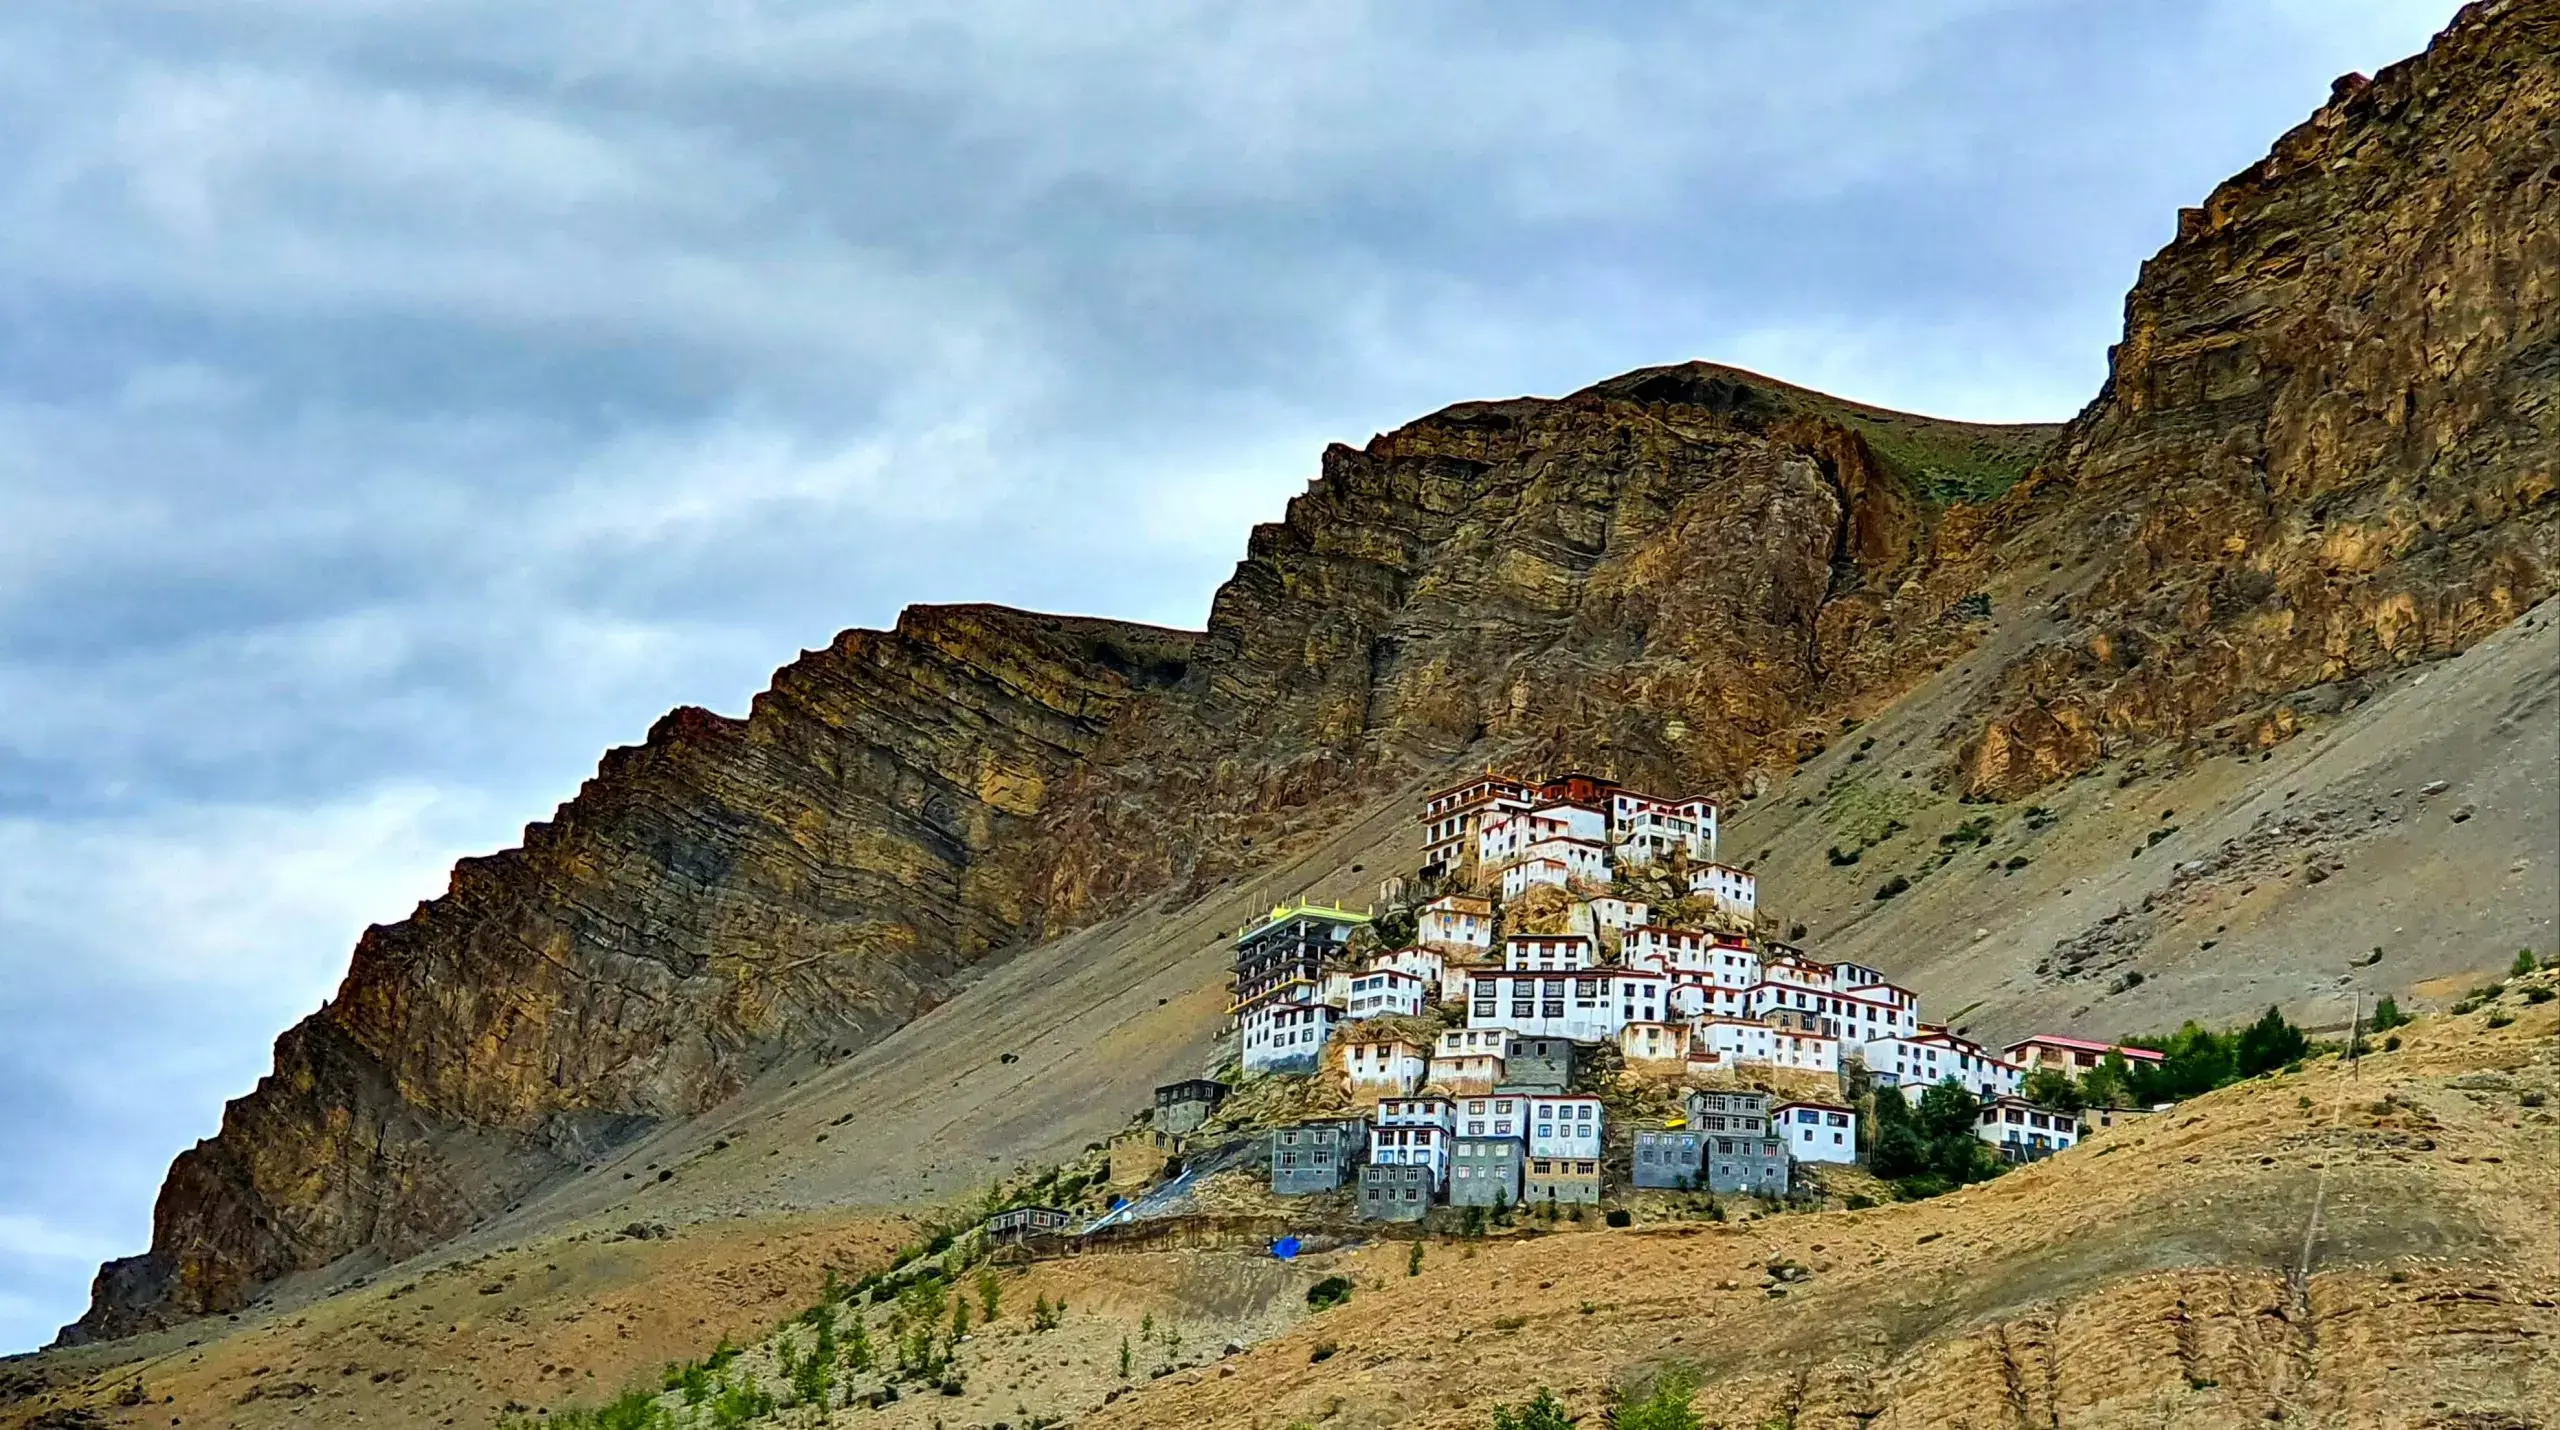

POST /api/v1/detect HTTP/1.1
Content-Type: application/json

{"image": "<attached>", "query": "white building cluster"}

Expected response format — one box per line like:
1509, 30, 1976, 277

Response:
1232, 769, 2121, 1216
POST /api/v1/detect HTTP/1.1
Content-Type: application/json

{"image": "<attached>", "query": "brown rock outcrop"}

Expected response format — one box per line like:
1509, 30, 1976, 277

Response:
66, 0, 2559, 1344
1955, 0, 2559, 797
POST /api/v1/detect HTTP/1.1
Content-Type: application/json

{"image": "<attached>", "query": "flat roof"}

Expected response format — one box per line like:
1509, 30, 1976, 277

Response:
2005, 1034, 2166, 1062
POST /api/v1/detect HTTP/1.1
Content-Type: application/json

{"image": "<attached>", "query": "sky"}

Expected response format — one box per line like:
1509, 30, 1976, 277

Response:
0, 0, 2464, 1352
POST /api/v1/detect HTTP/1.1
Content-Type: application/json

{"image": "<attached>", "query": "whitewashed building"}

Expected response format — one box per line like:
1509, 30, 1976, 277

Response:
1610, 791, 1718, 866
1342, 1038, 1428, 1096
1467, 969, 1665, 1042
1429, 1027, 1510, 1093
1587, 896, 1651, 937
1695, 1016, 1840, 1073
1975, 1096, 2080, 1160
1345, 968, 1427, 1020
1503, 934, 1595, 971
1367, 945, 1447, 988
1528, 1095, 1604, 1159
1624, 926, 1759, 988
1689, 862, 1759, 922
1869, 1031, 2024, 1103
1452, 1092, 1532, 1141
1502, 857, 1573, 901
1241, 1001, 1339, 1075
1416, 894, 1497, 953
1772, 1100, 1859, 1164
1419, 777, 1535, 882
1619, 1020, 1690, 1067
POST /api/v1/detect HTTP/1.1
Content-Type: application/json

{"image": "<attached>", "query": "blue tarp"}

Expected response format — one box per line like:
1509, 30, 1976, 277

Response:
1270, 1236, 1301, 1260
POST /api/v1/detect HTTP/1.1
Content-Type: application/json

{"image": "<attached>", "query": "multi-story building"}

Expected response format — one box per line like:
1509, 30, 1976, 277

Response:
1415, 894, 1497, 954
1467, 969, 1666, 1042
1153, 1079, 1230, 1135
1771, 1100, 1858, 1165
1345, 968, 1427, 1019
1241, 1000, 1338, 1075
1624, 926, 1759, 988
1343, 1037, 1428, 1096
1230, 903, 1369, 1025
1428, 1028, 1509, 1093
1695, 1015, 1840, 1073
1503, 934, 1595, 971
1975, 1096, 2081, 1161
1608, 790, 1719, 866
1451, 1092, 1531, 1141
1270, 1117, 1367, 1194
1586, 897, 1651, 937
1419, 775, 1536, 882
1528, 1095, 1603, 1159
1869, 1030, 2024, 1103
1632, 1127, 1707, 1188
1700, 1131, 1790, 1196
1688, 862, 1759, 923
1448, 1136, 1525, 1207
1357, 1163, 1437, 1221
1522, 1154, 1602, 1205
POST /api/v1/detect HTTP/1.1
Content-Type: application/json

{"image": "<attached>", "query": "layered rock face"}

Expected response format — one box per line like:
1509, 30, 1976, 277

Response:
1955, 0, 2559, 796
69, 0, 2557, 1344
68, 608, 1201, 1340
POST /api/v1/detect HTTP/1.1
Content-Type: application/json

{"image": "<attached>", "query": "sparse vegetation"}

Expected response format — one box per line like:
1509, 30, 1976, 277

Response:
1306, 1275, 1354, 1311
1873, 875, 1910, 901
1611, 1363, 1702, 1430
1490, 1388, 1574, 1430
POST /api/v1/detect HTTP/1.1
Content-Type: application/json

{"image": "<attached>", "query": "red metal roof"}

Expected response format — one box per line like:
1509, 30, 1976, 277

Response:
2005, 1034, 2166, 1062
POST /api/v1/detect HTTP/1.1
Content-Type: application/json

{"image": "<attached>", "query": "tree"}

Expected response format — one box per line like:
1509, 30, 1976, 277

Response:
2079, 1052, 2134, 1110
2233, 1005, 2309, 1078
1612, 1365, 1701, 1430
1490, 1388, 1574, 1430
2368, 996, 2408, 1033
1118, 1335, 1132, 1380
976, 1265, 1002, 1322
843, 1315, 874, 1373
1407, 1241, 1425, 1277
2021, 1068, 2083, 1115
2513, 948, 2539, 978
951, 1294, 970, 1341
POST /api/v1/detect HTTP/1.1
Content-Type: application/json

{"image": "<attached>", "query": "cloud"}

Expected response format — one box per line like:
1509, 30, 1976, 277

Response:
0, 0, 2465, 1352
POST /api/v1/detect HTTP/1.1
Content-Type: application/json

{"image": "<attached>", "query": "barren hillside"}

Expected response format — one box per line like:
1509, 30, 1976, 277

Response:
15, 4, 2557, 1424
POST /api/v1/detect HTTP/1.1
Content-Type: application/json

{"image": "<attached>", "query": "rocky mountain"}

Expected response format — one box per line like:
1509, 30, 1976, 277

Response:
63, 0, 2556, 1345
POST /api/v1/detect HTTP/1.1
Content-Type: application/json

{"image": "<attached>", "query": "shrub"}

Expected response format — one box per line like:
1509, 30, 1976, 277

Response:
1612, 1365, 1702, 1430
2485, 1011, 2514, 1029
2526, 986, 2555, 1005
2368, 996, 2408, 1032
1309, 1339, 1339, 1363
2515, 948, 2540, 978
1604, 1208, 1633, 1228
1826, 845, 1861, 866
1407, 1241, 1424, 1277
1490, 1388, 1573, 1430
1305, 1276, 1354, 1312
1873, 875, 1910, 901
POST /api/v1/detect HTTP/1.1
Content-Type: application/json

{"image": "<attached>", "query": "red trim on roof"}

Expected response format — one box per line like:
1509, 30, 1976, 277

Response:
2005, 1034, 2165, 1062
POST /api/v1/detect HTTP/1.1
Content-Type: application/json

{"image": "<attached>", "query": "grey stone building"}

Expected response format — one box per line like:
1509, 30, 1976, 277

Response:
1669, 1089, 1790, 1196
1447, 1137, 1523, 1207
1632, 1127, 1705, 1189
1701, 1134, 1789, 1196
1498, 1037, 1575, 1091
1270, 1117, 1366, 1195
1154, 1078, 1230, 1136
1357, 1163, 1436, 1221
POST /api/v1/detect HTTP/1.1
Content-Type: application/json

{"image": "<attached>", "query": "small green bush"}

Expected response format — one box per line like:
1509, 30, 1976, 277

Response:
1612, 1365, 1701, 1430
1490, 1388, 1573, 1430
1305, 1276, 1354, 1311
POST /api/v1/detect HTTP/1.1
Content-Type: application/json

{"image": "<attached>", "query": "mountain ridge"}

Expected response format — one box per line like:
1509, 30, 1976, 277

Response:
59, 0, 2558, 1348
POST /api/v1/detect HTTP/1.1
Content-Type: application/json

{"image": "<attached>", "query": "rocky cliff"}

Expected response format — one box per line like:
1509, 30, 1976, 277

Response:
67, 0, 2559, 1344
67, 607, 1201, 1340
